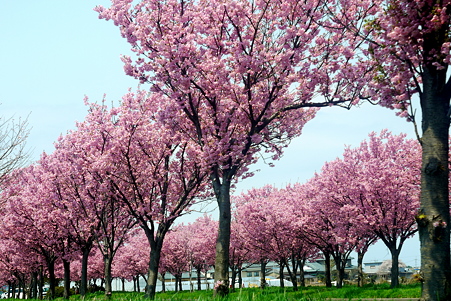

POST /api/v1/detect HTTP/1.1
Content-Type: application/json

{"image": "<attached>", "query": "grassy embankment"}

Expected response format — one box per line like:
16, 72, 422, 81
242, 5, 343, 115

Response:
49, 283, 420, 301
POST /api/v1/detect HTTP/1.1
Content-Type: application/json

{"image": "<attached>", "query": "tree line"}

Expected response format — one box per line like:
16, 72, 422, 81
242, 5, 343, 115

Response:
0, 0, 450, 300
0, 127, 421, 299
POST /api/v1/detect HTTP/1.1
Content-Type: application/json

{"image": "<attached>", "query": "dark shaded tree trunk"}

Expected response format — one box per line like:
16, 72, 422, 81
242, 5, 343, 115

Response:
331, 252, 349, 289
279, 261, 285, 288
30, 272, 38, 299
38, 268, 45, 300
260, 260, 267, 289
160, 273, 166, 293
145, 242, 163, 297
417, 61, 451, 300
324, 252, 332, 288
298, 259, 306, 287
282, 256, 299, 291
11, 282, 16, 299
212, 175, 232, 297
230, 267, 237, 292
46, 258, 56, 299
389, 246, 401, 287
80, 246, 92, 297
196, 268, 202, 291
63, 259, 71, 299
238, 267, 243, 288
104, 255, 113, 299
357, 251, 364, 287
144, 224, 168, 299
121, 278, 125, 292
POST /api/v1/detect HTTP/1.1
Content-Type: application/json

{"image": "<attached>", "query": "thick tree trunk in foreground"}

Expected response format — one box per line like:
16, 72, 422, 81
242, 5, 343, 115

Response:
418, 66, 451, 301
213, 177, 232, 296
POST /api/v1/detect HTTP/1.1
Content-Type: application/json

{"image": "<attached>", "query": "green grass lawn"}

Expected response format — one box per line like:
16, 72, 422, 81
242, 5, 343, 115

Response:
51, 283, 420, 301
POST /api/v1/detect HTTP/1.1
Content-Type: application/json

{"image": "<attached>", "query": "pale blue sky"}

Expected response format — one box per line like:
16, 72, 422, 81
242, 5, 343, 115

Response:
0, 1, 420, 266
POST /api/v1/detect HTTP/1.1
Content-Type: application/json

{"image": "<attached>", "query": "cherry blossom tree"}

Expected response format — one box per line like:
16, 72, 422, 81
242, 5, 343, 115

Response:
234, 185, 318, 290
228, 218, 251, 290
290, 181, 362, 289
0, 165, 74, 299
113, 230, 150, 291
85, 91, 209, 299
94, 0, 375, 295
184, 215, 217, 291
318, 0, 451, 298
160, 227, 190, 292
310, 130, 420, 287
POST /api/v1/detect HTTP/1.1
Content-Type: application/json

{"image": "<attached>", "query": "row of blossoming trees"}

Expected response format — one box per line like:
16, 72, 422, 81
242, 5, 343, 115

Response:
0, 117, 421, 299
1, 0, 450, 299
93, 1, 451, 299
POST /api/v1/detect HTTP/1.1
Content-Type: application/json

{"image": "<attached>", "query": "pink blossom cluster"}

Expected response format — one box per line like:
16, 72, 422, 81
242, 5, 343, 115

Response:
232, 130, 421, 289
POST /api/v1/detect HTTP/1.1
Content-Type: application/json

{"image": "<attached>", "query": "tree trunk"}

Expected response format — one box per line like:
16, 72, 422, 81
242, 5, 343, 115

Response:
38, 267, 44, 300
144, 224, 167, 299
298, 259, 306, 287
238, 267, 243, 288
80, 246, 91, 297
11, 282, 16, 299
121, 278, 125, 292
333, 252, 349, 289
30, 272, 38, 299
279, 262, 285, 288
389, 246, 400, 287
357, 251, 364, 287
104, 255, 113, 299
324, 252, 332, 287
285, 263, 298, 291
160, 273, 166, 293
145, 245, 162, 298
336, 257, 345, 289
230, 267, 236, 292
63, 259, 71, 299
46, 258, 56, 299
173, 277, 178, 292
196, 268, 202, 291
213, 176, 231, 296
418, 64, 451, 301
260, 260, 267, 289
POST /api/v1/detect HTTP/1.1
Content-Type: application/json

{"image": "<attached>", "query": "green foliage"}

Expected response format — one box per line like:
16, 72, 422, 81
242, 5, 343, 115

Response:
27, 284, 419, 301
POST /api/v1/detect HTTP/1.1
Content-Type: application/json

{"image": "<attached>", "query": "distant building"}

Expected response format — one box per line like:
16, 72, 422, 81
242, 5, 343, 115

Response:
363, 260, 415, 282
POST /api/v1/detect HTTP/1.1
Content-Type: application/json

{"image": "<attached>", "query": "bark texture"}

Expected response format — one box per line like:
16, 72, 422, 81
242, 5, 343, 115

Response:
418, 65, 451, 301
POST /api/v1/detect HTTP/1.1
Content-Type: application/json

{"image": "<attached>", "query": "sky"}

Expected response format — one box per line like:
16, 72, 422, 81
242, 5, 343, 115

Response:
0, 1, 421, 267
